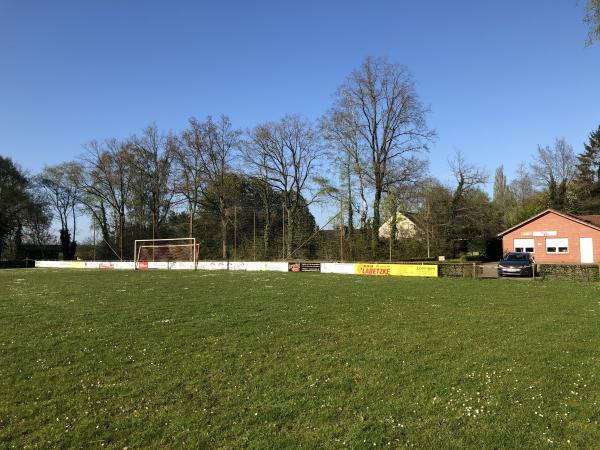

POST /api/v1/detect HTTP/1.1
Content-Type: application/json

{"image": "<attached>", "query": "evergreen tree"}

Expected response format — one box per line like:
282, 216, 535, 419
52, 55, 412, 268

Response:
492, 165, 512, 228
573, 125, 600, 213
0, 157, 30, 258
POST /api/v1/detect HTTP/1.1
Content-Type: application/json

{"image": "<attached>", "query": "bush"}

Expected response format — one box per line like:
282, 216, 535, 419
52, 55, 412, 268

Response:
439, 263, 479, 278
0, 260, 34, 269
459, 255, 483, 262
537, 264, 600, 282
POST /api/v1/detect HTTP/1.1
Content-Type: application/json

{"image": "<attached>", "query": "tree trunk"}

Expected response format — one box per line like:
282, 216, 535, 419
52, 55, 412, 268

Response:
372, 187, 382, 257
346, 158, 353, 234
71, 204, 77, 245
118, 212, 125, 260
60, 228, 71, 260
188, 201, 194, 237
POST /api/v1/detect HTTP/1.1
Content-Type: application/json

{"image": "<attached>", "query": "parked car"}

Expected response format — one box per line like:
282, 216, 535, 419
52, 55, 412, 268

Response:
497, 252, 535, 277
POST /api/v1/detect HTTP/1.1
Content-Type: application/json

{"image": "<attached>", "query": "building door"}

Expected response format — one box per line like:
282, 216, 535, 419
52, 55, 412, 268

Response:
580, 238, 594, 263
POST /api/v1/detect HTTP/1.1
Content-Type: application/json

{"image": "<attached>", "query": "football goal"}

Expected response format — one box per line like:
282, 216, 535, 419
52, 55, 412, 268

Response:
134, 238, 199, 269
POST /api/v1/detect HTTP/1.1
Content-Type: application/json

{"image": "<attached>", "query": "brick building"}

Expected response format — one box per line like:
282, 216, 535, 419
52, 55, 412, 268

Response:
498, 209, 600, 264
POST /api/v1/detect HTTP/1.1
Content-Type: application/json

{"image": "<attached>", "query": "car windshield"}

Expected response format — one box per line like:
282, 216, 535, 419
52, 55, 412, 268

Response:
503, 253, 530, 261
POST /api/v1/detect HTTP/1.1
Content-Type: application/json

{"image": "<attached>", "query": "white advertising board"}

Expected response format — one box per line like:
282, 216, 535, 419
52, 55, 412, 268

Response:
197, 261, 228, 271
321, 263, 356, 274
264, 262, 288, 272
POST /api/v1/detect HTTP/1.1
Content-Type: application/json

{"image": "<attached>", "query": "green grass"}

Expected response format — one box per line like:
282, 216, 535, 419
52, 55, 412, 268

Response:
1, 269, 600, 449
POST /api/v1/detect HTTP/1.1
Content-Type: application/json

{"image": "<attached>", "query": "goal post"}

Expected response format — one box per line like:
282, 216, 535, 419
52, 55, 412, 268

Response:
134, 238, 199, 270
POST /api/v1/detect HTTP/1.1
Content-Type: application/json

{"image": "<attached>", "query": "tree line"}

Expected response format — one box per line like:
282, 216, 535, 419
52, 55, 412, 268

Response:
1, 57, 599, 262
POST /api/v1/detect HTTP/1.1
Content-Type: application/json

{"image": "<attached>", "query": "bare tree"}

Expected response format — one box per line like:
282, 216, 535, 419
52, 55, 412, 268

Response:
321, 109, 370, 232
188, 115, 241, 259
79, 139, 135, 259
331, 56, 435, 253
246, 114, 323, 258
447, 151, 488, 253
584, 0, 600, 45
413, 179, 453, 258
35, 162, 82, 259
531, 138, 576, 210
449, 151, 488, 199
173, 123, 208, 237
131, 125, 176, 238
509, 163, 536, 204
242, 135, 277, 257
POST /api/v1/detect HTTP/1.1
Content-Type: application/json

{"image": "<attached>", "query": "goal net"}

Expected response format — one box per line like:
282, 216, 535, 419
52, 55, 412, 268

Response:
134, 238, 199, 269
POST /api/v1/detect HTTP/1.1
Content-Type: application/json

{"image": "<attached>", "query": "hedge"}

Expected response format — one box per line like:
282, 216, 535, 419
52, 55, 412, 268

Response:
438, 263, 482, 278
536, 264, 600, 281
0, 260, 35, 269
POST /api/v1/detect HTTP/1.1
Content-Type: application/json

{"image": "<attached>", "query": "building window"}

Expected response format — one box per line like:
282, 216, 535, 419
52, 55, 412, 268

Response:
514, 238, 534, 253
546, 238, 568, 253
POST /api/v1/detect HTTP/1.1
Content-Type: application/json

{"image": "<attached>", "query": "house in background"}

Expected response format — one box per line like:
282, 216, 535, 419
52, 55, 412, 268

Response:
378, 212, 418, 240
498, 209, 600, 264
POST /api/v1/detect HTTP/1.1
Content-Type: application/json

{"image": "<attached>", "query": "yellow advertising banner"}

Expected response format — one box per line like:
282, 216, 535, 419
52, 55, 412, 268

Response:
354, 263, 438, 277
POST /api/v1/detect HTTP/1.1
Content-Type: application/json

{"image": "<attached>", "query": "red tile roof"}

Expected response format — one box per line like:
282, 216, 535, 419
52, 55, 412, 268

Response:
577, 215, 600, 228
498, 209, 600, 236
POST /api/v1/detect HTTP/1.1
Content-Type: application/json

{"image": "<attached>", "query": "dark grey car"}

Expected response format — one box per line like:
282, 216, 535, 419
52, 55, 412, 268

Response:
497, 252, 535, 277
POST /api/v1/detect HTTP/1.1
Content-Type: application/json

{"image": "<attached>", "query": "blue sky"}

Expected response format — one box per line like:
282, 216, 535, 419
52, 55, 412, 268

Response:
1, 0, 599, 196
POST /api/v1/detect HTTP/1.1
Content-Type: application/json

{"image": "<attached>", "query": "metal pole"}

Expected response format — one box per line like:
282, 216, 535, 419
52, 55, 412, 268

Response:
426, 197, 431, 259
340, 196, 344, 262
152, 211, 155, 262
282, 202, 285, 260
234, 206, 237, 261
253, 210, 256, 261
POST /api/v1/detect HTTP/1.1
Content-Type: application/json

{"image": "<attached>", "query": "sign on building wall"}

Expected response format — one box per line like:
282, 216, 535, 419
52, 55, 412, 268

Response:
532, 231, 557, 236
354, 263, 438, 277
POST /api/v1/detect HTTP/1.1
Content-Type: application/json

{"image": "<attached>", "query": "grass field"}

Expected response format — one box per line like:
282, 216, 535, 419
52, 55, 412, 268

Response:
1, 269, 600, 448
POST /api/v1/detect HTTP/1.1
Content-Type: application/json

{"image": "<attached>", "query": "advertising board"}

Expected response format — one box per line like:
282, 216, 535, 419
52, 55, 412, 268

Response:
264, 262, 288, 272
228, 262, 250, 271
34, 260, 437, 277
197, 261, 228, 271
321, 263, 356, 274
288, 262, 321, 273
355, 263, 438, 277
